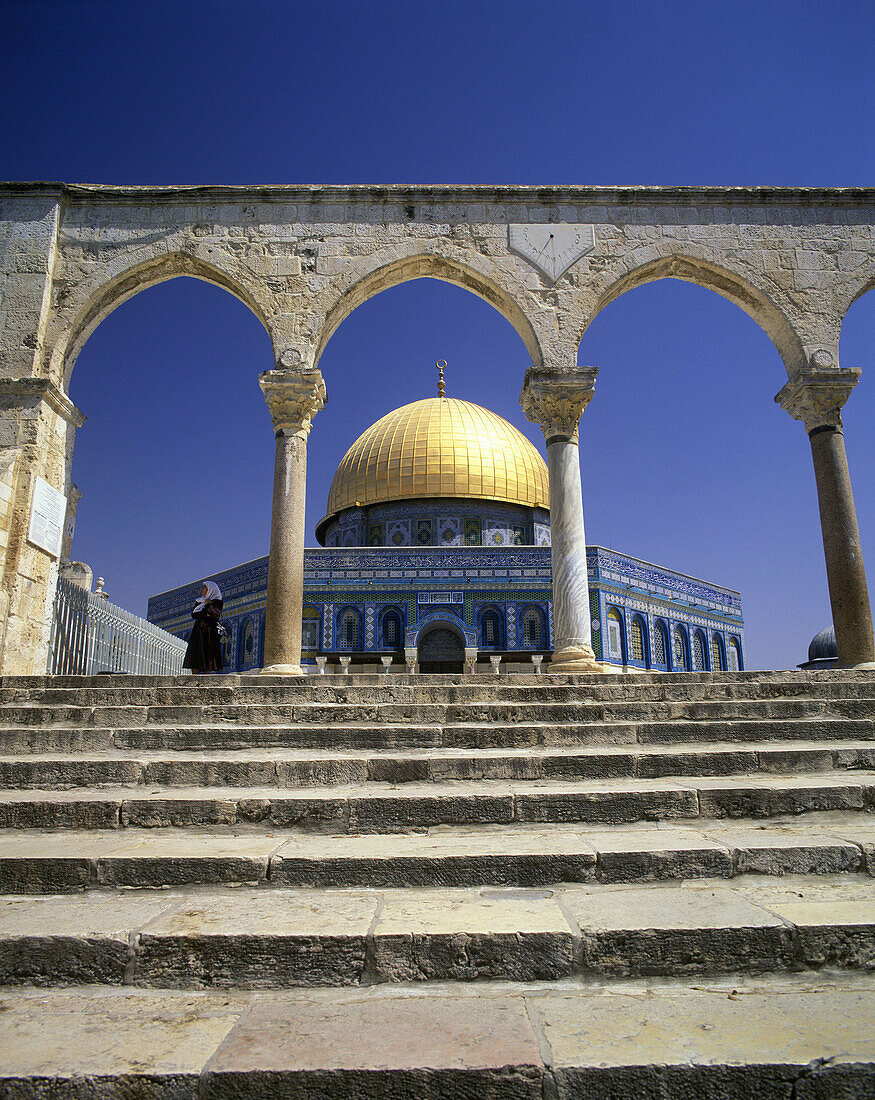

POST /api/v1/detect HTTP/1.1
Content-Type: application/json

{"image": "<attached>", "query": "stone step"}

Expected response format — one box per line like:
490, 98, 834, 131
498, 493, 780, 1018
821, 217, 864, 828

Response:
1, 974, 873, 1099
0, 717, 872, 755
0, 773, 871, 832
0, 876, 873, 988
4, 675, 875, 706
1, 816, 872, 893
4, 696, 875, 728
1, 741, 873, 788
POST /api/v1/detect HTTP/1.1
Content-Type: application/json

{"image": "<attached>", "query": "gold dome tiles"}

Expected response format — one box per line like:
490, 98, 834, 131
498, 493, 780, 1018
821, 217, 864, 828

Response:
322, 397, 550, 524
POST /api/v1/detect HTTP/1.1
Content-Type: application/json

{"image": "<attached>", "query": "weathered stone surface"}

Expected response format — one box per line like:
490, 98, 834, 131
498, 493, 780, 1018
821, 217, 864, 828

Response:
562, 883, 794, 976
206, 992, 544, 1099
697, 777, 866, 818
96, 832, 279, 888
514, 783, 698, 824
136, 891, 377, 988
708, 828, 864, 875
0, 894, 175, 985
371, 889, 573, 981
531, 979, 875, 1098
273, 827, 598, 888
586, 826, 734, 881
0, 987, 244, 1095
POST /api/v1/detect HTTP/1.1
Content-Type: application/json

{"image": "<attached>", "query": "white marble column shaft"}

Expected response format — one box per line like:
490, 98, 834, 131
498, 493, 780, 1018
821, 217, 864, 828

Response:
521, 363, 604, 673
259, 368, 327, 676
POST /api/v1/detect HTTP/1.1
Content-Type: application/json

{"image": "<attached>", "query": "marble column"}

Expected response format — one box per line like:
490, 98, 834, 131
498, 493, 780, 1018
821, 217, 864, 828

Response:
521, 363, 605, 672
776, 366, 874, 668
259, 368, 327, 675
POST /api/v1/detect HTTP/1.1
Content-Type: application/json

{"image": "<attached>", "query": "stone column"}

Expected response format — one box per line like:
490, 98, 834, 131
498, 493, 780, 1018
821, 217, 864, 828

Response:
521, 364, 604, 673
259, 368, 327, 675
776, 366, 874, 668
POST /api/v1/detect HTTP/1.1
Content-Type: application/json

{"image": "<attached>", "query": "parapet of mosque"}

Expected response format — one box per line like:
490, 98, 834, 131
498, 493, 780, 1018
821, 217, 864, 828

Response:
147, 544, 745, 674
147, 393, 744, 673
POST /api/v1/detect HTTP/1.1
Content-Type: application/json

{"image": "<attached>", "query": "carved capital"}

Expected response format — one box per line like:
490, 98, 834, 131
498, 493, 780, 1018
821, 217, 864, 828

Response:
520, 364, 598, 444
775, 366, 861, 434
259, 368, 327, 438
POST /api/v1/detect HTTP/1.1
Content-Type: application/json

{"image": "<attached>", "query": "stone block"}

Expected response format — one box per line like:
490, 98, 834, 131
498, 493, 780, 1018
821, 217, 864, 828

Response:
0, 988, 243, 1095
718, 831, 864, 875
206, 994, 544, 1099
136, 892, 377, 988
587, 828, 733, 882
562, 883, 793, 976
514, 786, 698, 825
530, 982, 875, 1097
348, 792, 514, 832
371, 890, 573, 982
697, 779, 865, 819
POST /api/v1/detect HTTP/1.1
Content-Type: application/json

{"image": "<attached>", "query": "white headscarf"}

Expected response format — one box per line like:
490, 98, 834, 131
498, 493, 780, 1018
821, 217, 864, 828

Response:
194, 580, 222, 612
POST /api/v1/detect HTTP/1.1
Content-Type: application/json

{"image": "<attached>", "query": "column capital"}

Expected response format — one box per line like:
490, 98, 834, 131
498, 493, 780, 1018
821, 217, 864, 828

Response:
259, 368, 327, 438
775, 366, 861, 434
520, 364, 599, 444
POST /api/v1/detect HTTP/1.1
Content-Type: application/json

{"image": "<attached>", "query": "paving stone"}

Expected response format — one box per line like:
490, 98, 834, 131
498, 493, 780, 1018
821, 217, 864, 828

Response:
371, 888, 573, 982
531, 980, 875, 1099
272, 827, 598, 888
0, 987, 245, 1097
206, 992, 545, 1099
696, 777, 867, 818
514, 783, 698, 824
585, 827, 733, 881
705, 828, 864, 875
136, 891, 378, 988
775, 900, 875, 969
560, 883, 794, 976
348, 790, 516, 832
0, 893, 177, 985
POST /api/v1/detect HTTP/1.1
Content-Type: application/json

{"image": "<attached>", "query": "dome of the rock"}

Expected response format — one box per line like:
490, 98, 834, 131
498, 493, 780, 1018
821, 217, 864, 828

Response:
316, 396, 549, 543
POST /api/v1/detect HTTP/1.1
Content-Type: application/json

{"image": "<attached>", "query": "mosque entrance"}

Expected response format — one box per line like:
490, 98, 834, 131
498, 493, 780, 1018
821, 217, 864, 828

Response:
417, 626, 465, 674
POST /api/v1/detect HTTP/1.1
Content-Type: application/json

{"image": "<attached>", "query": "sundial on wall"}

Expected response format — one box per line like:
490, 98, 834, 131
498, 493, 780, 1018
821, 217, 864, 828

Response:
508, 224, 596, 283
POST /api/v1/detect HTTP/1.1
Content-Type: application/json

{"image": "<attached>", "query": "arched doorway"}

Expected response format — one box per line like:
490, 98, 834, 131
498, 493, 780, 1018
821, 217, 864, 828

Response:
418, 624, 465, 674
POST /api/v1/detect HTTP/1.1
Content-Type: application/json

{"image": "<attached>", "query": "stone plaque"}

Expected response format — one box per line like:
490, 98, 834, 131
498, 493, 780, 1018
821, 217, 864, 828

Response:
508, 224, 596, 282
27, 476, 66, 558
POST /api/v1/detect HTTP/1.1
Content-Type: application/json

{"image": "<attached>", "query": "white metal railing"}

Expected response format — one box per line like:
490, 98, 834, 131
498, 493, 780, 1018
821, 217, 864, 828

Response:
48, 575, 188, 676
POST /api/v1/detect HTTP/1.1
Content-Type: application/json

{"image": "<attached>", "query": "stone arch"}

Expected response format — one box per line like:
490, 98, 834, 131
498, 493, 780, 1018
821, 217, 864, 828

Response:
313, 250, 549, 373
580, 253, 806, 377
49, 250, 275, 389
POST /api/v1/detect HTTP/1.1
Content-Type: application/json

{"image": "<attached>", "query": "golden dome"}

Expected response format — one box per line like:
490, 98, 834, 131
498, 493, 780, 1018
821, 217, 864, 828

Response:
319, 397, 549, 528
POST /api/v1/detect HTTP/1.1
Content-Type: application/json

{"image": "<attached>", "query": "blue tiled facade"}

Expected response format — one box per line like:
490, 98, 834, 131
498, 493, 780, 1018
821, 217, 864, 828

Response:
147, 544, 745, 673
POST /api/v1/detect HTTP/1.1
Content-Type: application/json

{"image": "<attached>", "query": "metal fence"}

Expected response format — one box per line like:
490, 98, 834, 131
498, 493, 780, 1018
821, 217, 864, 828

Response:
48, 575, 188, 676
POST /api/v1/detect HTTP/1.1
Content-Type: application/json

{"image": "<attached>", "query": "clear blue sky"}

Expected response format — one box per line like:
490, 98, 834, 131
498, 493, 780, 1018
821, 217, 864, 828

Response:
3, 0, 873, 669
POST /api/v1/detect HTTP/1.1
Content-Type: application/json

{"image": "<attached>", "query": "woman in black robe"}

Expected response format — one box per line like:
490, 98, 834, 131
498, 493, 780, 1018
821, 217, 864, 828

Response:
183, 581, 224, 673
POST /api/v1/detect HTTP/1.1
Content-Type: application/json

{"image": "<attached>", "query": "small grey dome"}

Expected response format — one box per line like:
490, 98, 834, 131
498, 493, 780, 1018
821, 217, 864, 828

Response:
808, 626, 837, 662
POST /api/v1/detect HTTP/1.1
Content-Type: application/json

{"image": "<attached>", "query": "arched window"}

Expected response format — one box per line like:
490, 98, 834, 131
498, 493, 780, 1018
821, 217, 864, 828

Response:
673, 625, 688, 670
480, 608, 504, 649
302, 608, 320, 652
693, 629, 706, 670
238, 618, 256, 671
338, 607, 361, 649
653, 619, 668, 668
381, 608, 403, 649
710, 633, 725, 671
606, 607, 625, 661
729, 636, 743, 671
521, 606, 544, 648
630, 615, 646, 664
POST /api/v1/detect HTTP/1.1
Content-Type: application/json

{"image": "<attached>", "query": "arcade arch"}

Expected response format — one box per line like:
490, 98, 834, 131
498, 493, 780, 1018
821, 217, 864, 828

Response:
0, 183, 870, 675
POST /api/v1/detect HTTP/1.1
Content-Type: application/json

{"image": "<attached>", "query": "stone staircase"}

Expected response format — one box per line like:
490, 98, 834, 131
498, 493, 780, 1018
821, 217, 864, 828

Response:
0, 669, 873, 1097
